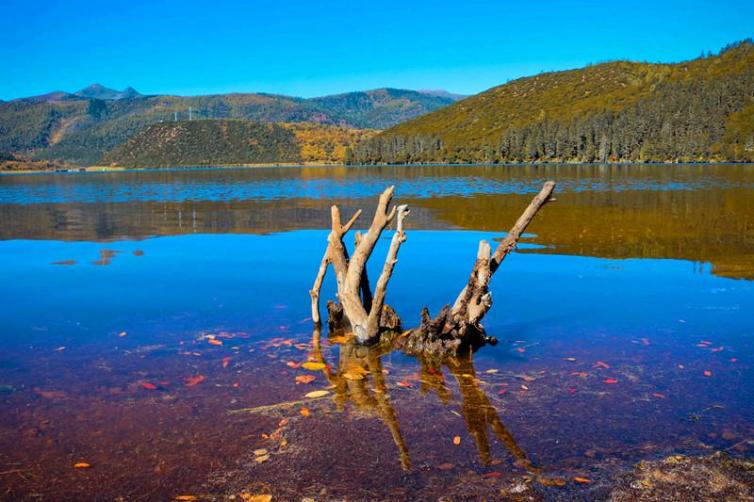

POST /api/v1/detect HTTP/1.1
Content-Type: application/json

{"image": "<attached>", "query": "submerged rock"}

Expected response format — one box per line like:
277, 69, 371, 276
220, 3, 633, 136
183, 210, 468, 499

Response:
610, 452, 754, 501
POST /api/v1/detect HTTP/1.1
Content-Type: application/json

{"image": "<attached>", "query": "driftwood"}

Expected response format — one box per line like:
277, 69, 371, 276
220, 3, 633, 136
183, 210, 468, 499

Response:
310, 182, 555, 356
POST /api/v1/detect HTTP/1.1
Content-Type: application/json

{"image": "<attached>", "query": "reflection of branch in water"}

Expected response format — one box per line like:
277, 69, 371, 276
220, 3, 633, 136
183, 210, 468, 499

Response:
443, 352, 538, 475
311, 327, 549, 479
311, 325, 411, 470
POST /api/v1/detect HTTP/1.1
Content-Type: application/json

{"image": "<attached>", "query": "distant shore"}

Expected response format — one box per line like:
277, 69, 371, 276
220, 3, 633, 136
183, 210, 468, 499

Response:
2, 159, 753, 175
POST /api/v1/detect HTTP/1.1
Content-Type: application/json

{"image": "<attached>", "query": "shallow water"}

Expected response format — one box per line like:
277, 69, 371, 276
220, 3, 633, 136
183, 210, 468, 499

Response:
0, 164, 752, 500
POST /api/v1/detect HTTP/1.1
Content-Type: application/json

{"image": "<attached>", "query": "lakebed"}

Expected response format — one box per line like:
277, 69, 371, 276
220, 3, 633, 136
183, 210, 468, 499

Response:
0, 164, 752, 500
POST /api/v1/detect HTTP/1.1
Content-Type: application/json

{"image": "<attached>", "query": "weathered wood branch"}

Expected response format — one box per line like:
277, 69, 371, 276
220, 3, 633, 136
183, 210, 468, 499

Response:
310, 186, 405, 343
311, 181, 555, 356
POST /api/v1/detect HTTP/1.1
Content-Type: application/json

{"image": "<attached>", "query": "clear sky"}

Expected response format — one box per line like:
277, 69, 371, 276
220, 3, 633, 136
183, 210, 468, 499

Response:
1, 0, 752, 100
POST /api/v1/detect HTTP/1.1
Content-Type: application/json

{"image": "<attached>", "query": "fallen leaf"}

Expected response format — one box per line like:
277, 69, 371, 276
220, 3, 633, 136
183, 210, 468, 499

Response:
33, 388, 67, 400
285, 361, 300, 369
254, 454, 270, 463
703, 370, 712, 377
73, 462, 91, 469
453, 436, 461, 445
516, 374, 536, 382
540, 477, 567, 487
239, 494, 272, 502
118, 331, 128, 337
208, 338, 223, 346
652, 392, 667, 399
594, 361, 610, 369
438, 462, 454, 470
396, 381, 412, 388
573, 476, 591, 484
483, 471, 502, 478
222, 357, 232, 368
485, 369, 499, 374
302, 362, 326, 371
174, 496, 198, 501
571, 372, 589, 378
604, 378, 618, 384
184, 375, 206, 386
516, 347, 526, 353
521, 384, 529, 390
299, 407, 310, 417
141, 382, 158, 390
253, 449, 268, 456
295, 375, 316, 385
304, 390, 329, 398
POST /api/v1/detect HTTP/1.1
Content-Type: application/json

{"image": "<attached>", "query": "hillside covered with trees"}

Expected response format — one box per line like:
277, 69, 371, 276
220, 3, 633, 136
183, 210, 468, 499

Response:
348, 40, 754, 164
0, 87, 457, 165
102, 120, 301, 168
101, 120, 378, 168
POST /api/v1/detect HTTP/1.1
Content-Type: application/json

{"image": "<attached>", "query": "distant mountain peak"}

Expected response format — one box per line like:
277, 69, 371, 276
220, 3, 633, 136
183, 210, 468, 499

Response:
417, 89, 467, 101
75, 84, 142, 100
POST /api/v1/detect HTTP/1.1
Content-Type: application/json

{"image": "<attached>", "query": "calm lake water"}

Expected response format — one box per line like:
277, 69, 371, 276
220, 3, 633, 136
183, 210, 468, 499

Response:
0, 164, 753, 500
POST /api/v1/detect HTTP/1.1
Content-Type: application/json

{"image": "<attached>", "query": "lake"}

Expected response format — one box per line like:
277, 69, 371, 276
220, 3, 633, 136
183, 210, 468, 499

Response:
0, 164, 753, 500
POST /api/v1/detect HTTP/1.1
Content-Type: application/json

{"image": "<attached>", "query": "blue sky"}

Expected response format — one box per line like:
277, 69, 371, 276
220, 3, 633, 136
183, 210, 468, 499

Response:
1, 0, 752, 100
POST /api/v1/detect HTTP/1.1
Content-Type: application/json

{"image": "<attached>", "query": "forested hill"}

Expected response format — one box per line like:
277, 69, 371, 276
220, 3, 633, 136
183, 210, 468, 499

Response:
0, 86, 457, 165
102, 120, 301, 167
101, 120, 378, 168
348, 40, 754, 164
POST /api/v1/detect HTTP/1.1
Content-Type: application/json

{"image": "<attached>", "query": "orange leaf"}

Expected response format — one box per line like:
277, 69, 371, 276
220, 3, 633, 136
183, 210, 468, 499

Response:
208, 338, 223, 346
184, 374, 206, 386
174, 497, 198, 501
573, 476, 591, 484
141, 382, 158, 390
453, 436, 461, 445
396, 381, 412, 388
295, 375, 316, 385
73, 462, 91, 469
286, 361, 300, 369
299, 407, 310, 417
222, 357, 232, 368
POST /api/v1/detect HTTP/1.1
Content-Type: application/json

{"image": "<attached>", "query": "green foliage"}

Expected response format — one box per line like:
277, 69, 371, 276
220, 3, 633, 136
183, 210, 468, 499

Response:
0, 88, 456, 165
349, 40, 754, 164
101, 119, 302, 168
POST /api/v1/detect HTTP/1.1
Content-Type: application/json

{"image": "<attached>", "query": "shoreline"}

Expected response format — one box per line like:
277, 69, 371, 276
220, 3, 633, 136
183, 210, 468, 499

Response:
2, 160, 754, 176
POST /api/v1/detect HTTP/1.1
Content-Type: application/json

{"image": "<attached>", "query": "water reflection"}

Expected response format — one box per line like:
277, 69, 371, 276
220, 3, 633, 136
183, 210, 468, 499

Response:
1, 164, 753, 279
311, 326, 539, 477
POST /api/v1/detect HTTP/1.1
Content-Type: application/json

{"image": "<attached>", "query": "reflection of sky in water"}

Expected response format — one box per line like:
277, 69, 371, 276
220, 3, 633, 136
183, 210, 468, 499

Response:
1, 165, 753, 204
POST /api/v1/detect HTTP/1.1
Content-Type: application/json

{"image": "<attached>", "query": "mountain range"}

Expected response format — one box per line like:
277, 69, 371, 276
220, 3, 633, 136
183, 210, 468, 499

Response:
0, 86, 461, 165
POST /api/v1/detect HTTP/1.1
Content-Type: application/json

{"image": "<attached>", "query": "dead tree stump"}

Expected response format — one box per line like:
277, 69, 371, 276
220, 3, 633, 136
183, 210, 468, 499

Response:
311, 181, 556, 357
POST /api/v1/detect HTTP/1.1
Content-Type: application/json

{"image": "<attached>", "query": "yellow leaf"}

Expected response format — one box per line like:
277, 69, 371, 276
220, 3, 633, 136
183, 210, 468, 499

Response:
254, 454, 271, 463
342, 371, 364, 381
302, 362, 326, 371
573, 476, 591, 484
239, 494, 272, 502
253, 449, 268, 456
304, 390, 330, 398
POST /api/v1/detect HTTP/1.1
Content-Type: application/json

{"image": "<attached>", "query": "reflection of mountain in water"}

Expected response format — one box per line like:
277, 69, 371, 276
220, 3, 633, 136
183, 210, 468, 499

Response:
1, 164, 753, 279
